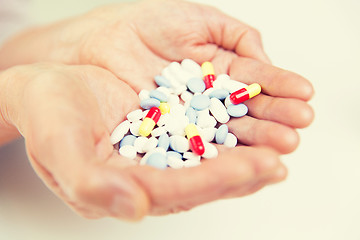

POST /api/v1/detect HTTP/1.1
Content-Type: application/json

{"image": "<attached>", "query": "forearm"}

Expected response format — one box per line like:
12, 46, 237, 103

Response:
0, 70, 21, 145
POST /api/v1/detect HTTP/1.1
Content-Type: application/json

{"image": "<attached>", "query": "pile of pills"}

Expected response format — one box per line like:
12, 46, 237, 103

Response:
110, 59, 261, 169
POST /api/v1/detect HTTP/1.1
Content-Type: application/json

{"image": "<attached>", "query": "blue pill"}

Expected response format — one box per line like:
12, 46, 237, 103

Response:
190, 95, 210, 111
140, 98, 161, 109
209, 89, 230, 100
187, 77, 206, 93
119, 135, 137, 148
215, 124, 228, 144
158, 134, 170, 151
149, 90, 168, 102
146, 153, 168, 169
166, 151, 182, 159
154, 75, 171, 88
186, 107, 198, 124
227, 104, 248, 117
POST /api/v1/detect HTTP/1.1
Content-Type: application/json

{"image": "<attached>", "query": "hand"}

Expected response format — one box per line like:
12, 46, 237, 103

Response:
0, 63, 285, 220
0, 0, 314, 154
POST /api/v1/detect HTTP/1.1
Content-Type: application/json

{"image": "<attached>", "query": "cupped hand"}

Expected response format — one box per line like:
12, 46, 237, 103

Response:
0, 0, 314, 154
0, 63, 286, 220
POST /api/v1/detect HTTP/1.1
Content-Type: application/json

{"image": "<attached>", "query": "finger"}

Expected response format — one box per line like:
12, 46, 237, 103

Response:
227, 116, 300, 154
229, 57, 314, 101
126, 146, 281, 215
204, 5, 271, 64
245, 94, 315, 128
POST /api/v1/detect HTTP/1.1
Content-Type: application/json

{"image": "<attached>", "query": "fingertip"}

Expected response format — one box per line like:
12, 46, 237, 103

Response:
251, 146, 281, 175
269, 163, 288, 184
297, 104, 315, 129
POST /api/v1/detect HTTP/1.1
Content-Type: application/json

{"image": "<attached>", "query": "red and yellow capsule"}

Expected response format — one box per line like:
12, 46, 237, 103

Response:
229, 83, 261, 105
139, 107, 161, 137
201, 61, 216, 89
185, 123, 205, 155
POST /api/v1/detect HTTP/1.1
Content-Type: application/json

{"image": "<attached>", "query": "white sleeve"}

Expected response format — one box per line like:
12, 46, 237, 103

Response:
0, 0, 32, 45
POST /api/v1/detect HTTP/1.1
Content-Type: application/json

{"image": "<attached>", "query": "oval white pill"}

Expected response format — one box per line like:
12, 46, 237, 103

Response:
151, 126, 167, 137
181, 90, 193, 102
169, 135, 189, 153
209, 98, 230, 124
222, 80, 248, 93
202, 141, 218, 159
184, 160, 201, 168
224, 133, 237, 148
127, 109, 143, 122
181, 59, 203, 78
167, 156, 184, 169
167, 94, 180, 106
134, 136, 148, 153
224, 95, 231, 108
119, 145, 137, 160
129, 120, 142, 136
138, 89, 150, 101
110, 120, 130, 145
157, 114, 169, 127
183, 152, 201, 161
198, 127, 217, 142
143, 137, 159, 152
140, 147, 166, 165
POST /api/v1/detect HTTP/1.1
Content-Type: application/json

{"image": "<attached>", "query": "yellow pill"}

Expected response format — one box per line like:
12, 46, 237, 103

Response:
159, 102, 170, 115
201, 61, 215, 76
247, 83, 261, 98
185, 123, 200, 139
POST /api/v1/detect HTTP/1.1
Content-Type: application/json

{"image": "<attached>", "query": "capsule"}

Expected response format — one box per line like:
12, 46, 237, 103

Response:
159, 102, 170, 115
139, 107, 161, 137
201, 61, 216, 89
185, 123, 205, 155
229, 83, 261, 105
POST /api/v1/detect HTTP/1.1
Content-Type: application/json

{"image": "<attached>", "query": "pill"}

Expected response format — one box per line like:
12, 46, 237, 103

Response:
185, 107, 197, 124
155, 75, 172, 88
222, 80, 248, 93
202, 141, 218, 159
180, 90, 193, 102
156, 86, 173, 97
162, 66, 181, 88
142, 110, 149, 120
138, 89, 150, 101
158, 133, 170, 150
119, 135, 137, 148
196, 114, 217, 128
183, 160, 201, 168
169, 135, 190, 153
119, 145, 137, 160
166, 151, 183, 159
216, 73, 231, 82
174, 85, 188, 96
143, 137, 159, 153
181, 59, 203, 78
215, 124, 228, 144
165, 115, 188, 136
157, 114, 169, 127
229, 83, 261, 105
183, 152, 201, 161
167, 156, 184, 169
170, 104, 186, 116
129, 120, 142, 136
146, 152, 168, 169
167, 94, 180, 106
224, 133, 237, 148
134, 136, 148, 154
110, 120, 130, 145
150, 89, 168, 102
187, 77, 206, 93
127, 109, 143, 122
159, 102, 170, 115
185, 123, 205, 155
168, 61, 188, 84
227, 103, 248, 117
151, 126, 167, 137
140, 147, 166, 165
140, 98, 161, 109
209, 89, 230, 100
198, 127, 217, 142
224, 95, 231, 108
139, 107, 161, 137
201, 61, 216, 89
190, 95, 210, 111
202, 88, 215, 96
209, 98, 230, 124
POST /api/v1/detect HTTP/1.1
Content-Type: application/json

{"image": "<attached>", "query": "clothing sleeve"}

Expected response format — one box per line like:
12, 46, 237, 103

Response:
0, 0, 31, 45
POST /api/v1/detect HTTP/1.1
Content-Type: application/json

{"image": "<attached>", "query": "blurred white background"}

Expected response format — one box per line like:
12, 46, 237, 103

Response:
1, 0, 359, 239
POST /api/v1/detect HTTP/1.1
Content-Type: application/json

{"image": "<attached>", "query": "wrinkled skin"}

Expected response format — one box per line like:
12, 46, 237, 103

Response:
0, 0, 314, 220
